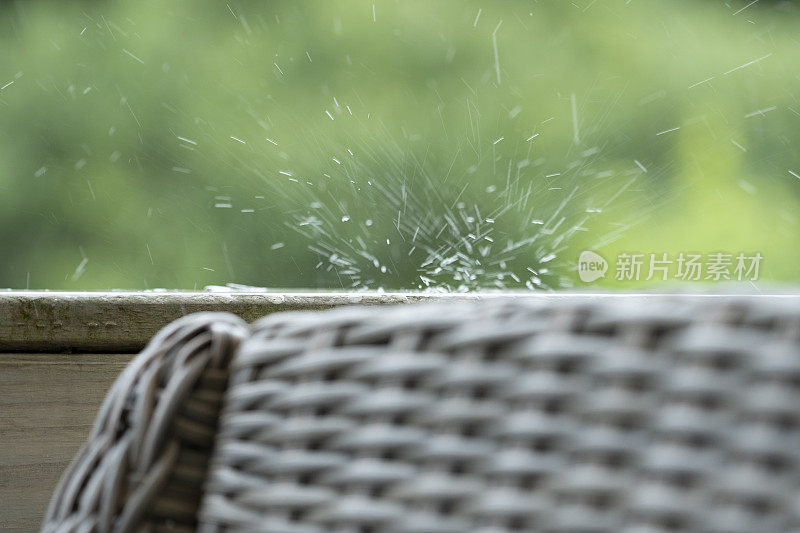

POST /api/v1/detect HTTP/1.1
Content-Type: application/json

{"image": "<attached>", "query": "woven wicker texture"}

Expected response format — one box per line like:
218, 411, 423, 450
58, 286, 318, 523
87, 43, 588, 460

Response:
42, 312, 248, 533
199, 298, 800, 533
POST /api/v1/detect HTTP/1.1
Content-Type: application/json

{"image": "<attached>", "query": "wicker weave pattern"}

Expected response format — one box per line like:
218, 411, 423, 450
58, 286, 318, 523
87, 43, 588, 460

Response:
198, 299, 800, 533
42, 312, 248, 533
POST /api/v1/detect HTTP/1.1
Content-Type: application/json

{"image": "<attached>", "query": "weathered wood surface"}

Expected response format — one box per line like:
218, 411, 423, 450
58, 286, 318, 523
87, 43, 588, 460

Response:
0, 291, 491, 352
2, 291, 785, 353
0, 353, 133, 532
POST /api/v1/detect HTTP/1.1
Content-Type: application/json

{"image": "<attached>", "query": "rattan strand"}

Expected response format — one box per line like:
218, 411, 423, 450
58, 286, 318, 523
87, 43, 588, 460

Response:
198, 298, 800, 533
41, 312, 248, 533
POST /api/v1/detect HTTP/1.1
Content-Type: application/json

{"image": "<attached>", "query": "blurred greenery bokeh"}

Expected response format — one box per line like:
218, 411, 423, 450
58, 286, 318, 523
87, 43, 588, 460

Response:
2, 0, 799, 290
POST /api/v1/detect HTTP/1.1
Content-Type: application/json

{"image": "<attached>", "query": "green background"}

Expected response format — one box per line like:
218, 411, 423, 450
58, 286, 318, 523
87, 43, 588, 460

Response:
2, 0, 799, 291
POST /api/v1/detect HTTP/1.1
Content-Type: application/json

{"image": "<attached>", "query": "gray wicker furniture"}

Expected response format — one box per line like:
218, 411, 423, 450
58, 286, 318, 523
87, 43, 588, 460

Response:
42, 313, 249, 533
44, 297, 800, 532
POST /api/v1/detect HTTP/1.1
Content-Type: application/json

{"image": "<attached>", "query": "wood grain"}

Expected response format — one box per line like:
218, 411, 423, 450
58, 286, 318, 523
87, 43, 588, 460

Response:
0, 353, 132, 532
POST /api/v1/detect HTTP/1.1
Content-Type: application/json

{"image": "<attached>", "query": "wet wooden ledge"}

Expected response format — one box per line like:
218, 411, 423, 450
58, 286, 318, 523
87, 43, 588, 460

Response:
0, 291, 517, 352
2, 290, 798, 352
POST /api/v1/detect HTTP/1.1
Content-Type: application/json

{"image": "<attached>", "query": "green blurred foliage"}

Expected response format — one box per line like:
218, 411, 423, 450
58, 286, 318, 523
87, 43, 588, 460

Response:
1, 0, 799, 290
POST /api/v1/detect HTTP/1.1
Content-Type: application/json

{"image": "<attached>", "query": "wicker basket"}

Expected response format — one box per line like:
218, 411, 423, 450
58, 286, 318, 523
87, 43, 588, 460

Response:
44, 297, 800, 532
